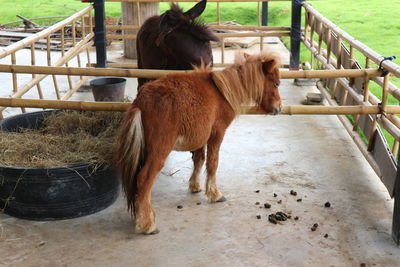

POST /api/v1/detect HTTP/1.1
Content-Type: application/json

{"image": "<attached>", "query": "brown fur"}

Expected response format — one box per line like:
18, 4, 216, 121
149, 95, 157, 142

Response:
116, 52, 282, 234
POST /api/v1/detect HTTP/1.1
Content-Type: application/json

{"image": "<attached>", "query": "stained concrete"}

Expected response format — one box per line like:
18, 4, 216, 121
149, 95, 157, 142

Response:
1, 40, 399, 266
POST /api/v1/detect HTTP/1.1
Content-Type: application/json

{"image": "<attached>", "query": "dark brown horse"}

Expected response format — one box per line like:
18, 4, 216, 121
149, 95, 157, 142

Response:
136, 0, 219, 88
116, 52, 282, 234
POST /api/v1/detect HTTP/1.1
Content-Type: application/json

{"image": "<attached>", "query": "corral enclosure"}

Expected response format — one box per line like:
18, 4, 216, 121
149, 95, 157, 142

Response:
1, 0, 400, 263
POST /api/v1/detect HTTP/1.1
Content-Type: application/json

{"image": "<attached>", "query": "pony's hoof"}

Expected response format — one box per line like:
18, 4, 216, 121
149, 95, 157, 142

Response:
191, 189, 202, 194
217, 196, 227, 202
144, 228, 160, 235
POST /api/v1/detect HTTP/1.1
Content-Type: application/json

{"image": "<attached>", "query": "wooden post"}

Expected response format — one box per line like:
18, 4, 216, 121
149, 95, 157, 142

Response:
121, 1, 159, 59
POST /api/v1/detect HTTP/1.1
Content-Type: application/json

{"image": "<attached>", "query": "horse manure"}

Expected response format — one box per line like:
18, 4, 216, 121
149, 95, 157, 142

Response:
275, 211, 290, 221
290, 190, 297, 196
177, 205, 183, 209
297, 198, 302, 202
255, 190, 260, 193
324, 201, 331, 208
311, 223, 318, 231
268, 211, 290, 224
255, 202, 260, 205
256, 215, 261, 220
324, 234, 329, 238
196, 202, 201, 205
294, 216, 299, 221
273, 193, 277, 197
264, 202, 271, 209
277, 200, 282, 204
268, 214, 278, 224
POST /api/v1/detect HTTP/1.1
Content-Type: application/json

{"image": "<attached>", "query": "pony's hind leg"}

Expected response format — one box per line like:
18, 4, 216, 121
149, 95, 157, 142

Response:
205, 132, 226, 203
135, 155, 167, 234
189, 147, 205, 193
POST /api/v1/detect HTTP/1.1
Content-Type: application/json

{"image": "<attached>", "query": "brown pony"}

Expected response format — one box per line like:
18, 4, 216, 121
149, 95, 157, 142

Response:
136, 0, 219, 89
116, 52, 282, 234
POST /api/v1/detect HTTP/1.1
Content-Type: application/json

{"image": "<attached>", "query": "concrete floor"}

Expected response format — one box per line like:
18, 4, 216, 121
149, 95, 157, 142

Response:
1, 40, 399, 266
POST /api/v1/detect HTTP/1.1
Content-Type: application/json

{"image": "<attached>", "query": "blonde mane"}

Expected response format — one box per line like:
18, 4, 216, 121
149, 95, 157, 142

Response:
211, 51, 280, 115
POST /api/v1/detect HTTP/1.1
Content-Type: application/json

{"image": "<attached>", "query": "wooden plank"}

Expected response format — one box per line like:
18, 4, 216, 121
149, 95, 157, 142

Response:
371, 129, 397, 195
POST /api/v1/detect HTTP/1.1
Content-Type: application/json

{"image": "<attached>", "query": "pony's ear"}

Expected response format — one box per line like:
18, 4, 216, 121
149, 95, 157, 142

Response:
244, 53, 251, 60
184, 0, 207, 20
262, 59, 278, 74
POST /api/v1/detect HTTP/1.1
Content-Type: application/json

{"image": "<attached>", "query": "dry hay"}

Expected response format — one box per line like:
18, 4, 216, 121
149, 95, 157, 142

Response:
0, 111, 123, 168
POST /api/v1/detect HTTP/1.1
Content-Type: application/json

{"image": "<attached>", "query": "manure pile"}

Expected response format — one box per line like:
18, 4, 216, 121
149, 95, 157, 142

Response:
0, 111, 123, 168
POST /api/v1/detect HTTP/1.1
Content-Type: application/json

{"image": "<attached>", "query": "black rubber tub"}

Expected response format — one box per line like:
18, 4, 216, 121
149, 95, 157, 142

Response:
0, 110, 120, 221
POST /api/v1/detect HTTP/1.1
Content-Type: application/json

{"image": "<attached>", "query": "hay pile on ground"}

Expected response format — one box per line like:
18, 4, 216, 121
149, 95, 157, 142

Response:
0, 111, 123, 168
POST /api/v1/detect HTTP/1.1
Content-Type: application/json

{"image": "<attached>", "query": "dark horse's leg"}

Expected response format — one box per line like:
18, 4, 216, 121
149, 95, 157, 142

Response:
205, 131, 226, 203
189, 147, 205, 193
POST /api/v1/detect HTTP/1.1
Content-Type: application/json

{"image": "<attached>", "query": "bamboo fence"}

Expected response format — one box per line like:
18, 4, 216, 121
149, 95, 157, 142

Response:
0, 6, 94, 119
301, 1, 400, 195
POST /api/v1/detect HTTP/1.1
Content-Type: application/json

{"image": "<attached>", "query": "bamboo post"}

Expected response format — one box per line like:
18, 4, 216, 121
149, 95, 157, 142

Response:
30, 45, 44, 99
72, 20, 82, 69
304, 8, 308, 38
317, 22, 323, 55
336, 36, 342, 69
47, 35, 61, 99
257, 1, 261, 27
61, 27, 73, 91
353, 57, 372, 131
393, 140, 399, 158
349, 45, 354, 67
309, 14, 315, 67
217, 2, 221, 25
87, 10, 93, 66
381, 74, 390, 113
364, 58, 371, 101
11, 53, 17, 93
221, 37, 225, 64
326, 28, 332, 65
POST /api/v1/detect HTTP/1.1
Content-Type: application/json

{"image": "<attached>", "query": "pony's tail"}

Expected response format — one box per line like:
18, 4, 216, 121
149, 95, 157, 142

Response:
116, 107, 145, 216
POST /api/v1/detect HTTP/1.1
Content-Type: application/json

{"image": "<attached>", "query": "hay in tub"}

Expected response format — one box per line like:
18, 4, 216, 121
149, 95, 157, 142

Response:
0, 111, 123, 168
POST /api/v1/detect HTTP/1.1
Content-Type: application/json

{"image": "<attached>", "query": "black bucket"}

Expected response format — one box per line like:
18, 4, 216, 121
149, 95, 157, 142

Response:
90, 77, 126, 102
0, 110, 120, 221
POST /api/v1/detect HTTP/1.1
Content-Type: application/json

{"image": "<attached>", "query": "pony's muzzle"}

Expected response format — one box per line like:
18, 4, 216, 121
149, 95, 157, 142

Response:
273, 104, 282, 115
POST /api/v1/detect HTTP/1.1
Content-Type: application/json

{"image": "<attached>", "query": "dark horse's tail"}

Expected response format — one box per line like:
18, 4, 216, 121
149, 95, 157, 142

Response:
116, 107, 145, 216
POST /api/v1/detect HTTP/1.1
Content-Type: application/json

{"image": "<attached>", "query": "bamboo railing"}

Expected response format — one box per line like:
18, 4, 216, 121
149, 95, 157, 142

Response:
302, 2, 400, 196
0, 6, 94, 119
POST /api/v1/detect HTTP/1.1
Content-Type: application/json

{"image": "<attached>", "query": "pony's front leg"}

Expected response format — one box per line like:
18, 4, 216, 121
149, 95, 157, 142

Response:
189, 147, 205, 193
205, 134, 226, 203
135, 158, 164, 234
